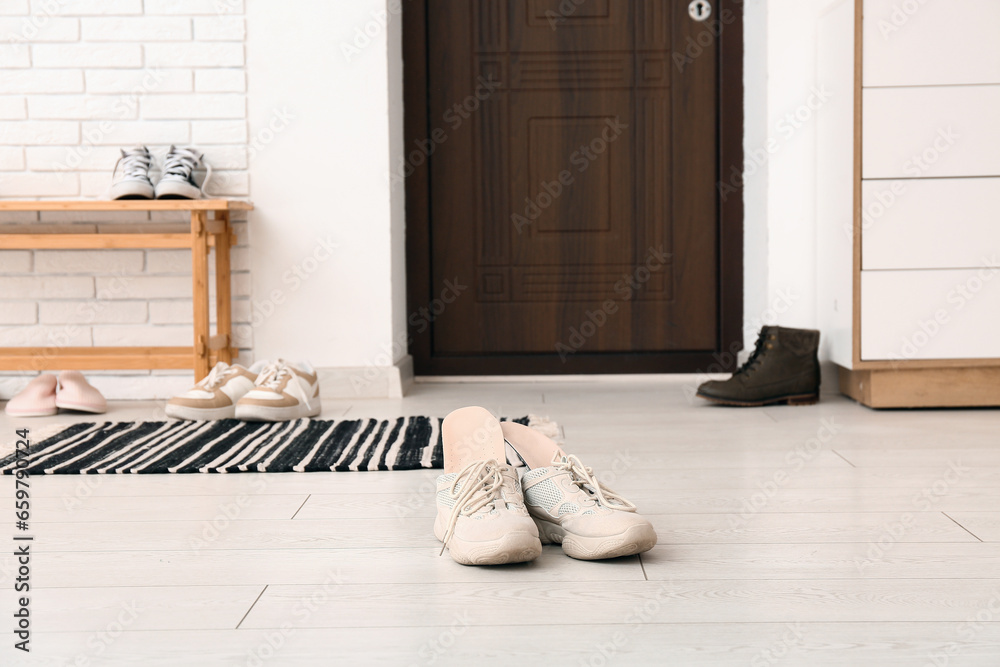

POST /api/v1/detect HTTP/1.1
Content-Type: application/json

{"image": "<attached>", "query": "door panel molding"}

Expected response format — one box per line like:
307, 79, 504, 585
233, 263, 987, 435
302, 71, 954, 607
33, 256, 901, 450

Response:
404, 0, 744, 375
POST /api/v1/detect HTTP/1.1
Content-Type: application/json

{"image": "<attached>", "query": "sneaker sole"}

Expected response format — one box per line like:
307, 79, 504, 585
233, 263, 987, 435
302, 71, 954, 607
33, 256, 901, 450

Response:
5, 408, 58, 418
535, 519, 658, 560
234, 401, 321, 422
165, 403, 237, 421
696, 392, 819, 407
155, 180, 202, 200
434, 521, 541, 566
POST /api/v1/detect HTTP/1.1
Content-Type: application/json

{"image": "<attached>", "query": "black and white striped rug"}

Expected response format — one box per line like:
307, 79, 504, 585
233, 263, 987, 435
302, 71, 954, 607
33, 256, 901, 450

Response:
0, 416, 555, 475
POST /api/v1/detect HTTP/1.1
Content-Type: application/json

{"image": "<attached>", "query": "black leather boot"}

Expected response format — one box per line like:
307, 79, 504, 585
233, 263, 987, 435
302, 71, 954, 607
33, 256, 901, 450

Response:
697, 326, 821, 406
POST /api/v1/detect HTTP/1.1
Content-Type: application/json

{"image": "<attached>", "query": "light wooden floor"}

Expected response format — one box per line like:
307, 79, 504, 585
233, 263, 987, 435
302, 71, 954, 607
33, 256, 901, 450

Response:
1, 377, 999, 666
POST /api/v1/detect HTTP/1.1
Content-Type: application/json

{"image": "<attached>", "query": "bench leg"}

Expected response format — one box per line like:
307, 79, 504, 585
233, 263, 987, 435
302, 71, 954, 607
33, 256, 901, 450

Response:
191, 210, 211, 381
214, 210, 233, 365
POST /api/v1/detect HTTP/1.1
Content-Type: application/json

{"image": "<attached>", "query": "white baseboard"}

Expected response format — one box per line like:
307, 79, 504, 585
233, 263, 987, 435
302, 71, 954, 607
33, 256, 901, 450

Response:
317, 355, 413, 399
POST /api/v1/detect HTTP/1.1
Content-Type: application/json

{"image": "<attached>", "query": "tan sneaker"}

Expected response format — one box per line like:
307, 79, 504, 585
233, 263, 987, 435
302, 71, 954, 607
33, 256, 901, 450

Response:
165, 361, 265, 420
501, 421, 657, 560
434, 407, 542, 565
234, 360, 321, 422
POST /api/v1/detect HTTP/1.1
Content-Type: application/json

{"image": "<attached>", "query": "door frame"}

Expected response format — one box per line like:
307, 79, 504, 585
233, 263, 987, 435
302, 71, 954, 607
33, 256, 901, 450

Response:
404, 0, 744, 375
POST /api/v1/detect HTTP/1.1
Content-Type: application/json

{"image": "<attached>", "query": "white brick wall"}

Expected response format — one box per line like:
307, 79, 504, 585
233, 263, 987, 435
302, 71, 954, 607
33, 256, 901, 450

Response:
0, 2, 252, 397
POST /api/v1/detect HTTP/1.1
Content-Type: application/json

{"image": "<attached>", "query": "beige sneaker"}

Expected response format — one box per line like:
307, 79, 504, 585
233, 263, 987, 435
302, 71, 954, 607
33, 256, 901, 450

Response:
234, 360, 321, 422
501, 421, 657, 560
165, 361, 265, 420
434, 407, 542, 565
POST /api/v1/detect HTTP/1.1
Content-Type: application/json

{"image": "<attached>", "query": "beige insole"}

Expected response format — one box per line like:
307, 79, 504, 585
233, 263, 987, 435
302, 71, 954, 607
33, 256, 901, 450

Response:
500, 421, 565, 470
441, 406, 506, 473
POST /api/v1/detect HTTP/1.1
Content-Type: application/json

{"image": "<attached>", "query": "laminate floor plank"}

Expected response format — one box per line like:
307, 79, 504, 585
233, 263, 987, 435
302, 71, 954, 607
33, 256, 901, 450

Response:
241, 579, 1000, 627
5, 623, 1000, 667
0, 379, 996, 666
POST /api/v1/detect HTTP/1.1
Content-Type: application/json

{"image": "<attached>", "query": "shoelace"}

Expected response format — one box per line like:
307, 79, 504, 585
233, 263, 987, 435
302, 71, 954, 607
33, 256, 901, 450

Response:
553, 453, 637, 512
199, 362, 238, 390
733, 329, 771, 377
111, 148, 152, 182
438, 459, 509, 556
255, 362, 290, 391
161, 146, 213, 196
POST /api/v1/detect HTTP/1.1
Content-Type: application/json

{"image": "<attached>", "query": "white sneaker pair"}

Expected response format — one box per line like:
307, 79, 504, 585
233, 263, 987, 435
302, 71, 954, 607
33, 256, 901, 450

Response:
109, 146, 212, 200
165, 360, 321, 422
435, 407, 657, 565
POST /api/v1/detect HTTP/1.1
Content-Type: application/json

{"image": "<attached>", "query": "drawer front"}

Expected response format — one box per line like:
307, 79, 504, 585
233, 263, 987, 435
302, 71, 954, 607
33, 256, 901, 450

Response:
864, 0, 1000, 87
861, 178, 1000, 270
863, 86, 1000, 179
861, 270, 1000, 361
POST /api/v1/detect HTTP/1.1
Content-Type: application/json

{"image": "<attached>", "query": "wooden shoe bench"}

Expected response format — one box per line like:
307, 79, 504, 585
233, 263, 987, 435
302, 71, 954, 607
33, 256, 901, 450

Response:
0, 200, 253, 382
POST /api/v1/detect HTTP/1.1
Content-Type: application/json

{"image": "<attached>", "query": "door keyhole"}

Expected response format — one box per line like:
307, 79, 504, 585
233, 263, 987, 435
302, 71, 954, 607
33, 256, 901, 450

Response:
688, 0, 712, 21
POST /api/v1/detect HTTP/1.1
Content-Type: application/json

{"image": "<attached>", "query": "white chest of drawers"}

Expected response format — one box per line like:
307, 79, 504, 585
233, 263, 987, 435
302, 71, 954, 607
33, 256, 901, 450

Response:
818, 0, 1000, 407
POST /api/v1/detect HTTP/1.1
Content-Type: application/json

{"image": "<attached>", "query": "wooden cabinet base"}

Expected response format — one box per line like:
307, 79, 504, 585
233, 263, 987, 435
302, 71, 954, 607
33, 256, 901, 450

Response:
838, 365, 1000, 408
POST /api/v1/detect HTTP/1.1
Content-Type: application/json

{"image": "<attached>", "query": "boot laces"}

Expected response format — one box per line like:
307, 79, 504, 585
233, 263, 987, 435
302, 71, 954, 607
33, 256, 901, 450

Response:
734, 330, 773, 377
112, 147, 152, 182
199, 362, 238, 390
553, 453, 636, 512
438, 459, 511, 555
255, 362, 290, 390
161, 146, 213, 195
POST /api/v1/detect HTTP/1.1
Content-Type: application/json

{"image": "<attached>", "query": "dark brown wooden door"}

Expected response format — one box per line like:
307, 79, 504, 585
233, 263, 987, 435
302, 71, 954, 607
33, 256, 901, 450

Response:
405, 0, 744, 374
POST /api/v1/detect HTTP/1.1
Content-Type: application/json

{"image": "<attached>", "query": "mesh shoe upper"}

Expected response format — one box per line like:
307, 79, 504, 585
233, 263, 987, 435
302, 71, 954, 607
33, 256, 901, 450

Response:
520, 454, 652, 538
435, 461, 536, 547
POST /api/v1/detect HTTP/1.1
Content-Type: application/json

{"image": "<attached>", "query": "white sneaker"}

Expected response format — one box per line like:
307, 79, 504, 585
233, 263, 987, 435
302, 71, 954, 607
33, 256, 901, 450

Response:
502, 421, 657, 560
108, 147, 154, 200
154, 146, 211, 200
165, 361, 266, 421
234, 360, 321, 422
434, 407, 542, 565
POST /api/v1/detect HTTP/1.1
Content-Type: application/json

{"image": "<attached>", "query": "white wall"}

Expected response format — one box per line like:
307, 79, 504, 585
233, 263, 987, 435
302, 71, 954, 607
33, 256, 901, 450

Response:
245, 0, 408, 397
742, 0, 838, 353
